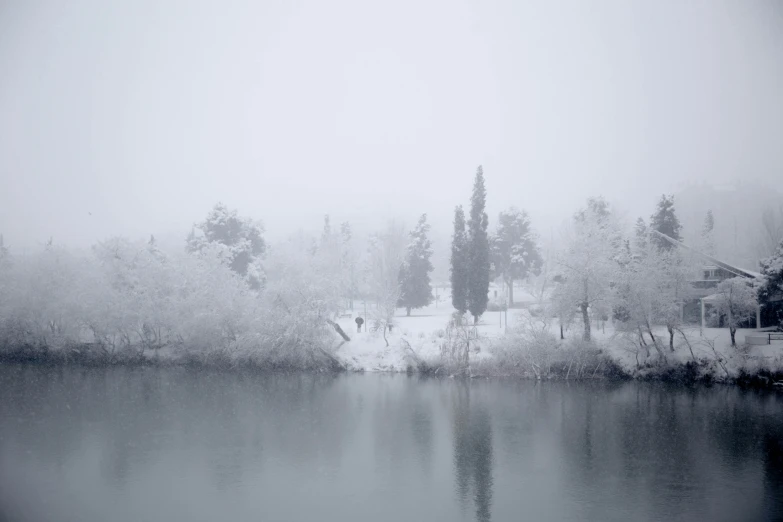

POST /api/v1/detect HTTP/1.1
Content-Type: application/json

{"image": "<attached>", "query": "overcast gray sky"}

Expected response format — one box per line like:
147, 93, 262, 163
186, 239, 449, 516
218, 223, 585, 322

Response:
1, 0, 782, 249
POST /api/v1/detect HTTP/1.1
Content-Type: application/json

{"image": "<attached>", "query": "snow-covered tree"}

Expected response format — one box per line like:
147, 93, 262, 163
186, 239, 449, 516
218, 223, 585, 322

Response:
467, 166, 490, 323
650, 194, 682, 250
549, 271, 576, 340
89, 237, 178, 352
263, 232, 350, 355
759, 238, 783, 326
450, 205, 469, 314
187, 203, 266, 289
614, 228, 696, 359
757, 204, 783, 261
491, 207, 541, 306
701, 209, 716, 256
365, 221, 406, 340
658, 248, 694, 352
398, 214, 433, 316
554, 197, 621, 341
322, 214, 332, 240
0, 231, 345, 368
340, 222, 359, 310
633, 218, 648, 253
714, 278, 759, 347
5, 243, 89, 348
311, 214, 344, 314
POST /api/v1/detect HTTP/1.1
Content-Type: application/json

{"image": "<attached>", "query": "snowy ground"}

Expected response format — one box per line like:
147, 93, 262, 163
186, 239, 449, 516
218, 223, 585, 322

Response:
333, 299, 783, 376
333, 300, 509, 372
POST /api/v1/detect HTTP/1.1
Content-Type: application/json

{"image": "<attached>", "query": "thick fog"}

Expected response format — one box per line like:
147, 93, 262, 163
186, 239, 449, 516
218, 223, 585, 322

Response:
1, 0, 782, 250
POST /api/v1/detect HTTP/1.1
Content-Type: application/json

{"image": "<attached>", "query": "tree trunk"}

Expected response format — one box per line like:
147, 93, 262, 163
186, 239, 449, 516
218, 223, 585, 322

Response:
508, 279, 514, 307
727, 307, 734, 346
406, 307, 411, 317
646, 326, 656, 346
645, 321, 665, 361
560, 321, 564, 340
326, 319, 351, 342
581, 302, 591, 342
667, 325, 675, 352
464, 337, 470, 373
638, 326, 650, 359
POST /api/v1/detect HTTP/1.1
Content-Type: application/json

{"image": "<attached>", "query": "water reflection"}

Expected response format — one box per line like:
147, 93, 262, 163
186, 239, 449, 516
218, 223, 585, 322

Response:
0, 366, 781, 522
452, 382, 493, 522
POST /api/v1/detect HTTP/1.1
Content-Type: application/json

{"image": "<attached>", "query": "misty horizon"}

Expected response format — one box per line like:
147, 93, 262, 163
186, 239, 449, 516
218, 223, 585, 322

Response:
2, 0, 782, 251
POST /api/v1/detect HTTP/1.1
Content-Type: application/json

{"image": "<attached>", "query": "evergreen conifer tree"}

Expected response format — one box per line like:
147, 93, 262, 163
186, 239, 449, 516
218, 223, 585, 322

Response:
467, 166, 490, 322
633, 217, 648, 252
340, 222, 358, 310
450, 205, 468, 314
491, 207, 541, 306
759, 238, 783, 325
398, 214, 434, 316
187, 203, 266, 289
650, 194, 682, 250
701, 209, 716, 255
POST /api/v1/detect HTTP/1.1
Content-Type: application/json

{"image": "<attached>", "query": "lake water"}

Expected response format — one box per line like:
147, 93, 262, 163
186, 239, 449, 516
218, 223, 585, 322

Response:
0, 365, 781, 522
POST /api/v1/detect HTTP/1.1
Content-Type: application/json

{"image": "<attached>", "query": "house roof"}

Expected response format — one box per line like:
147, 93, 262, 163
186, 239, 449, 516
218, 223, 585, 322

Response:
650, 230, 762, 279
701, 293, 722, 303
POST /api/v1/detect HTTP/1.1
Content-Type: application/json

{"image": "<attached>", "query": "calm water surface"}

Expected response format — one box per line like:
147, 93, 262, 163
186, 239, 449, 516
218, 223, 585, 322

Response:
0, 365, 781, 522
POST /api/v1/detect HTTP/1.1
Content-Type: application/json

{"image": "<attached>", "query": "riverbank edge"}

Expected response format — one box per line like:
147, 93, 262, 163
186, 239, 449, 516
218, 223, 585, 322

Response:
2, 343, 782, 390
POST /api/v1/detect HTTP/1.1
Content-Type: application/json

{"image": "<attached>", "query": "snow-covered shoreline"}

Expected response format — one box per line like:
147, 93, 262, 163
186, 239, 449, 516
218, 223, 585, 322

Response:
5, 302, 781, 389
331, 305, 783, 385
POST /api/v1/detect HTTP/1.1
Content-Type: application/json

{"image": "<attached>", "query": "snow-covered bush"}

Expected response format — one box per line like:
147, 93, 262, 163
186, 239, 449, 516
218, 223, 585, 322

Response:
490, 312, 559, 378
0, 233, 343, 369
0, 244, 91, 351
439, 312, 478, 373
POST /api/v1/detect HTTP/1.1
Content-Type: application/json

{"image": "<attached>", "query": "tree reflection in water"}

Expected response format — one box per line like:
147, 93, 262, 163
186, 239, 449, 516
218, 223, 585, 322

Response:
452, 381, 493, 522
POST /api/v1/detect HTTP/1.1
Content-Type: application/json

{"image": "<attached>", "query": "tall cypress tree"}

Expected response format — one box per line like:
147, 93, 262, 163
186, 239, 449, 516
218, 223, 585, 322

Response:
450, 205, 468, 314
650, 194, 682, 250
467, 166, 490, 322
398, 214, 434, 316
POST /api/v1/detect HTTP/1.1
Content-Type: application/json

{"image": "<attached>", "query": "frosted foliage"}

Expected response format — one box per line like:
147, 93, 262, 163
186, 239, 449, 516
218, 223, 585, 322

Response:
492, 207, 541, 282
187, 203, 266, 289
714, 279, 759, 321
365, 221, 406, 324
398, 214, 434, 313
759, 238, 783, 306
0, 235, 341, 368
553, 198, 623, 341
700, 210, 716, 256
713, 278, 759, 345
650, 194, 682, 249
613, 236, 696, 356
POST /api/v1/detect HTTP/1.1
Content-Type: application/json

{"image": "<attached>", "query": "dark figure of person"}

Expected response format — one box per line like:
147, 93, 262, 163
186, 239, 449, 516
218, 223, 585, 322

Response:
387, 323, 393, 333
355, 316, 364, 333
